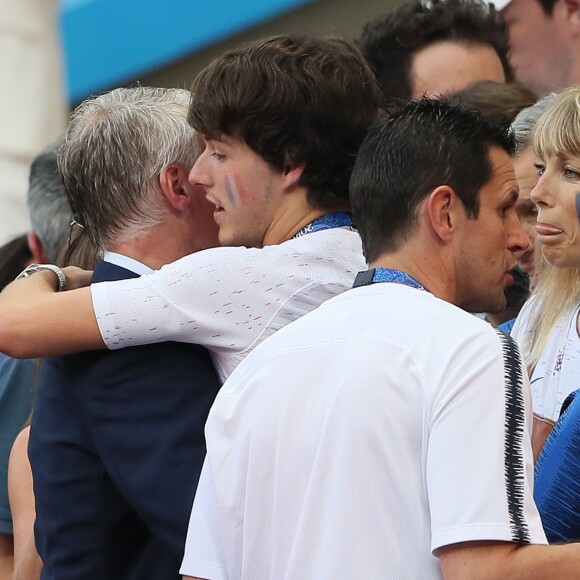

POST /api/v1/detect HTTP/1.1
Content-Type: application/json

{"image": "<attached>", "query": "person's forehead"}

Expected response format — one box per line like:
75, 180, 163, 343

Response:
410, 41, 505, 98
482, 148, 519, 200
513, 149, 538, 194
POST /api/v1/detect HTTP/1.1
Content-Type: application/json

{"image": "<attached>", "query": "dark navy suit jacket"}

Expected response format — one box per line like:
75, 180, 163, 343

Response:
29, 260, 221, 579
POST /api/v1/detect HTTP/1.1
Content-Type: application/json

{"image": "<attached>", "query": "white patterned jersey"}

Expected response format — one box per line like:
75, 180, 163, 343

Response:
91, 228, 364, 381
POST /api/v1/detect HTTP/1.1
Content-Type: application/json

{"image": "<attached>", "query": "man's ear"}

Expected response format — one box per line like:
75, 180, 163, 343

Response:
159, 163, 193, 212
426, 185, 461, 242
281, 163, 304, 192
27, 231, 48, 263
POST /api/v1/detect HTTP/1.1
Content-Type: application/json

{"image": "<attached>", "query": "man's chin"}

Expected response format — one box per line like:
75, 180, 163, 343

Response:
217, 230, 234, 247
485, 300, 508, 317
459, 295, 506, 316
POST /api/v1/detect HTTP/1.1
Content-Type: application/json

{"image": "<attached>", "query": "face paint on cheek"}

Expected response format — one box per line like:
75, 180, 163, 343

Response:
224, 174, 242, 207
576, 193, 580, 223
225, 173, 255, 207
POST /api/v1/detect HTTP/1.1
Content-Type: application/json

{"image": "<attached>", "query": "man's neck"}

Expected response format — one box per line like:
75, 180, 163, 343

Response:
261, 189, 342, 246
107, 224, 193, 271
370, 244, 456, 305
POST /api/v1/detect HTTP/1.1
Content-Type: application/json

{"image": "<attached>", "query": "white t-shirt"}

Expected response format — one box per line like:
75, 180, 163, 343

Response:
91, 228, 364, 381
181, 283, 546, 580
512, 298, 580, 421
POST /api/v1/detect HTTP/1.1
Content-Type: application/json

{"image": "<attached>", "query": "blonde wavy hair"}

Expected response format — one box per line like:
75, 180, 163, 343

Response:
527, 87, 580, 371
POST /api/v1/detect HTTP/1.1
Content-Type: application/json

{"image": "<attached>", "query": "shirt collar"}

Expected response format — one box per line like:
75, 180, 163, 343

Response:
102, 251, 154, 275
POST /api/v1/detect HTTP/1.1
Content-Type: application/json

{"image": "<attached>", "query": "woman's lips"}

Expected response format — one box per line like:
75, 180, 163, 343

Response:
535, 222, 563, 236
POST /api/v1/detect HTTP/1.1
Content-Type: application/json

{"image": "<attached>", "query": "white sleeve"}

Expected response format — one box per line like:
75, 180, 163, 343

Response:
180, 459, 228, 580
90, 231, 362, 361
427, 329, 546, 552
91, 246, 273, 355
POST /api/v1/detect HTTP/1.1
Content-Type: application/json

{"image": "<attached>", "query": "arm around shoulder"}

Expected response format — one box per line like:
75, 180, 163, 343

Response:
0, 269, 103, 358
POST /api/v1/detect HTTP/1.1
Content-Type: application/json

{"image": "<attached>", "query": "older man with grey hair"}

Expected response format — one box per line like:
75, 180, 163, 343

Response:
510, 94, 557, 285
26, 86, 222, 580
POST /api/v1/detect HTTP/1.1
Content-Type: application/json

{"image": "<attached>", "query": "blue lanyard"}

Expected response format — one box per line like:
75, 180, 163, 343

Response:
293, 212, 354, 239
352, 267, 427, 292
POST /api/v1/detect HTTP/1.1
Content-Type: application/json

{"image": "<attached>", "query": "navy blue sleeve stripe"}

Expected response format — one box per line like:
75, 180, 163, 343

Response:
495, 329, 531, 544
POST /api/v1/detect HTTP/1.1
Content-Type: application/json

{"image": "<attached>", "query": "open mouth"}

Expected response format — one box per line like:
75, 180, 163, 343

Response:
213, 205, 225, 222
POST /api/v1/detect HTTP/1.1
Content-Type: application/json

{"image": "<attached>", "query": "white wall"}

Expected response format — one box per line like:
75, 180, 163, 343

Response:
0, 0, 67, 244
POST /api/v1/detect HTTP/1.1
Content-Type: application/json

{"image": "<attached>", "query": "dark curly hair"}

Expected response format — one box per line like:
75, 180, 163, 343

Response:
189, 35, 382, 211
358, 0, 514, 104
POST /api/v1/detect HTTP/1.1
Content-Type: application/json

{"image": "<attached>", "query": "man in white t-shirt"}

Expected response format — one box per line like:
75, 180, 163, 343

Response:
0, 35, 381, 382
181, 100, 580, 579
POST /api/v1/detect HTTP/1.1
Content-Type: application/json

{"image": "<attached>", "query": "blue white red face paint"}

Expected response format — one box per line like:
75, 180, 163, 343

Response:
225, 173, 259, 208
225, 174, 242, 207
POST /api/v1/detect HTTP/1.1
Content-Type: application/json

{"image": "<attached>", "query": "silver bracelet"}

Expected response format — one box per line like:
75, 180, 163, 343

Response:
16, 264, 67, 292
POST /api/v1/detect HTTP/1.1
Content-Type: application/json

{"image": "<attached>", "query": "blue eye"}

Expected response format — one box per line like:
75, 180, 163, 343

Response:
564, 168, 580, 179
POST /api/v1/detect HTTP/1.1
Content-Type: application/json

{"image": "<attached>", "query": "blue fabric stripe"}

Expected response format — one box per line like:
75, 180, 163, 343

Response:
495, 329, 531, 543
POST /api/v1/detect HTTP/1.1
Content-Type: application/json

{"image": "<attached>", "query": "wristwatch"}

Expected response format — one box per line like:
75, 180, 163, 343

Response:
16, 264, 67, 292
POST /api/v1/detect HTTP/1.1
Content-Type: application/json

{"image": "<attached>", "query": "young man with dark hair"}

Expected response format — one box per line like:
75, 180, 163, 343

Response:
0, 35, 381, 379
499, 0, 580, 95
358, 0, 513, 103
180, 100, 580, 579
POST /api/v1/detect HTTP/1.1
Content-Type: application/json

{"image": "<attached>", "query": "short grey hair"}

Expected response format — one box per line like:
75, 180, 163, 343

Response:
511, 93, 558, 154
58, 87, 201, 250
27, 142, 72, 263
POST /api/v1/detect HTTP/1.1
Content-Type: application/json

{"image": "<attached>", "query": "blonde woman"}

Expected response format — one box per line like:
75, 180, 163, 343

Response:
511, 88, 580, 458
511, 87, 580, 542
